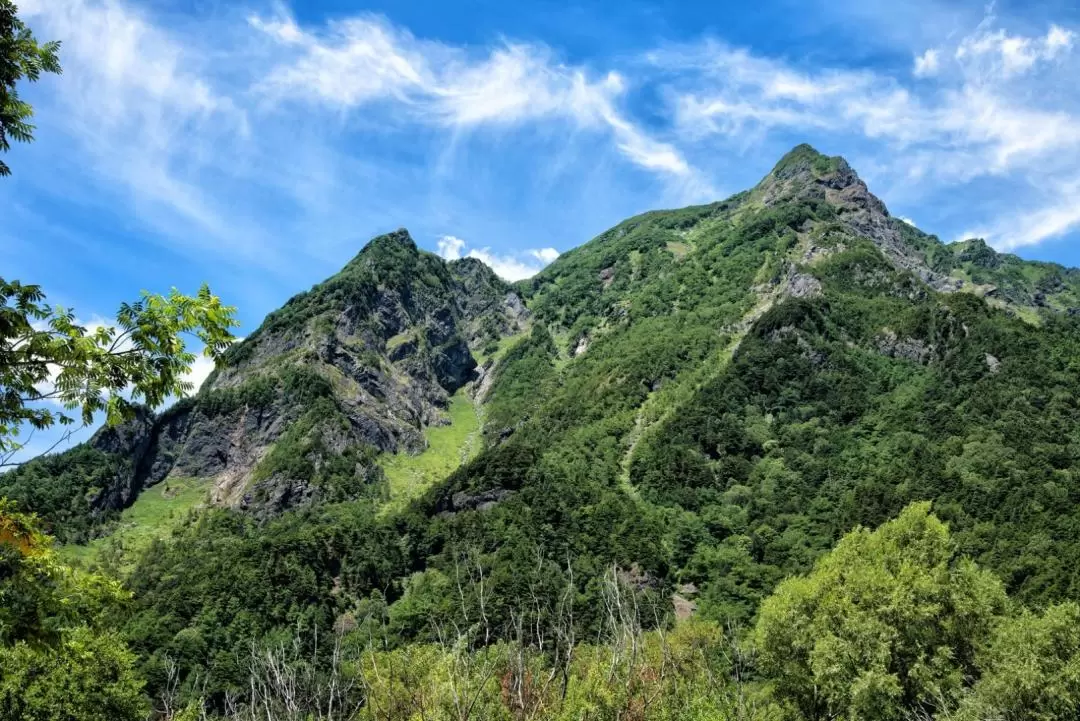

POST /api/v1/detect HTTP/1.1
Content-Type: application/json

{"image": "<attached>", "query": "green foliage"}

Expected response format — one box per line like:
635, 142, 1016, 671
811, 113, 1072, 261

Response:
0, 499, 128, 645
0, 279, 238, 463
344, 620, 777, 721
0, 626, 147, 721
60, 476, 211, 571
627, 268, 1080, 623
0, 444, 130, 542
961, 602, 1080, 720
123, 502, 406, 700
14, 143, 1080, 720
481, 324, 559, 441
0, 502, 146, 720
0, 0, 62, 176
754, 503, 1006, 720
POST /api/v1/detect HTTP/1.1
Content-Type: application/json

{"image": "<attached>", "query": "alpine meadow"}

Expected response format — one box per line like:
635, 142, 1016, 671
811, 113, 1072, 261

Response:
6, 2, 1080, 720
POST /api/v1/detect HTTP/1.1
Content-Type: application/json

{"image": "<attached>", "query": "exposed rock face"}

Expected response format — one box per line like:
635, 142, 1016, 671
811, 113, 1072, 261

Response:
85, 408, 157, 512
767, 325, 827, 366
759, 146, 959, 292
784, 269, 823, 299
472, 361, 498, 403
876, 330, 933, 364
53, 229, 530, 519
599, 266, 616, 289
447, 487, 514, 513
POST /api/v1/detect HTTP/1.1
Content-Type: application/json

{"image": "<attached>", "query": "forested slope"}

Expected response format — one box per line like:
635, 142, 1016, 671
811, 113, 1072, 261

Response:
6, 144, 1080, 719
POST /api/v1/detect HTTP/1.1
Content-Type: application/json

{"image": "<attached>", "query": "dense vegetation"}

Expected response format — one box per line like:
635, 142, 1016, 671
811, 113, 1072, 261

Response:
8, 143, 1080, 719
9, 498, 1080, 720
0, 444, 132, 542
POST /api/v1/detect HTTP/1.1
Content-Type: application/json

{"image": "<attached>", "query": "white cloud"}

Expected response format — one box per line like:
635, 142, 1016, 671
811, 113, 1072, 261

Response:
530, 248, 560, 263
955, 23, 1076, 77
249, 9, 692, 178
251, 14, 429, 108
913, 49, 940, 77
465, 248, 546, 281
899, 216, 917, 226
1046, 25, 1076, 55
437, 235, 466, 260
436, 236, 556, 280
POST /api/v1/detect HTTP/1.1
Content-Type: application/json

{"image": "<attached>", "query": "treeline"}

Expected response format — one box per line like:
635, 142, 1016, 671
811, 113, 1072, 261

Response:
5, 501, 1080, 719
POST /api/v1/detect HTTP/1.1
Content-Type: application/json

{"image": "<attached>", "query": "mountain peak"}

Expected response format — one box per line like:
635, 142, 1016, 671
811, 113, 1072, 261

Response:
341, 227, 421, 275
365, 227, 417, 252
754, 143, 871, 208
753, 144, 967, 290
765, 144, 852, 185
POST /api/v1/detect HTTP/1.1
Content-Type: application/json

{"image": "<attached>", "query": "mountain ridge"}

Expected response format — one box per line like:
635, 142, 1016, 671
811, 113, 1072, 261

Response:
7, 144, 1080, 538
7, 144, 1080, 708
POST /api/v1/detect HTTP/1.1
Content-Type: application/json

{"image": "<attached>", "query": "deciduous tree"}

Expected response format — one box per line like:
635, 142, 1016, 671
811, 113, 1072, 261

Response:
0, 0, 61, 176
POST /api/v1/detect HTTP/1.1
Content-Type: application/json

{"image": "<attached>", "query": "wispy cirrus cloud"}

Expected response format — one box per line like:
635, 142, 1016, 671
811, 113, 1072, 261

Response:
11, 0, 715, 296
18, 0, 259, 259
248, 9, 691, 178
657, 11, 1080, 250
11, 0, 1080, 286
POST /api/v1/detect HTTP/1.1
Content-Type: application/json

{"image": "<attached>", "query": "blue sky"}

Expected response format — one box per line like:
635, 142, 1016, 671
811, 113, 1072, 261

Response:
3, 0, 1080, 458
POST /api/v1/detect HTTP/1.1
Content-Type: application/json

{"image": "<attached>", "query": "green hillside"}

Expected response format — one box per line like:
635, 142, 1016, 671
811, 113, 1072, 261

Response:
7, 145, 1080, 719
60, 476, 211, 571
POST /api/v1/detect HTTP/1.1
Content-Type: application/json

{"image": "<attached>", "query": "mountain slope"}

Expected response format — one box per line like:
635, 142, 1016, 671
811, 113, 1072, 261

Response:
1, 230, 528, 538
397, 144, 1080, 628
6, 145, 1080, 703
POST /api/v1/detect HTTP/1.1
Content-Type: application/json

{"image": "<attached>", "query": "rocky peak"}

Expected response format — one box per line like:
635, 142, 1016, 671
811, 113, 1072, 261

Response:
17, 227, 534, 524
344, 227, 422, 278
758, 144, 961, 291
449, 256, 496, 279
366, 227, 417, 251
766, 144, 846, 182
758, 144, 864, 204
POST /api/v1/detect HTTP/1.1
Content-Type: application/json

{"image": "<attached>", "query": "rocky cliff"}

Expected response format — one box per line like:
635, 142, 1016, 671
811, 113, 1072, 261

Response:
2, 229, 529, 530
8, 144, 1080, 542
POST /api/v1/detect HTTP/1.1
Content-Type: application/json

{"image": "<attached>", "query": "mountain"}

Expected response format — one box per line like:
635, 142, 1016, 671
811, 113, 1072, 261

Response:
1, 230, 528, 539
6, 144, 1080, 706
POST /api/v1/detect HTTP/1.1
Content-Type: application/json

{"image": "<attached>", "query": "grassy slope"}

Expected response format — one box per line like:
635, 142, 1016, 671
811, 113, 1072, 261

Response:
60, 476, 211, 569
379, 389, 482, 514
59, 388, 487, 566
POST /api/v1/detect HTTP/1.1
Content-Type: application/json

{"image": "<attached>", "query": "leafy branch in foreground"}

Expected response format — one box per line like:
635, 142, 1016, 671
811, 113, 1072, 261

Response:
0, 278, 238, 465
0, 0, 62, 176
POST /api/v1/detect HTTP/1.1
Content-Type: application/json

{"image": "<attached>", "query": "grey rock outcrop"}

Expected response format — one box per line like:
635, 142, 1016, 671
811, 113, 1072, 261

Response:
759, 146, 960, 292
876, 330, 933, 364
49, 229, 531, 520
